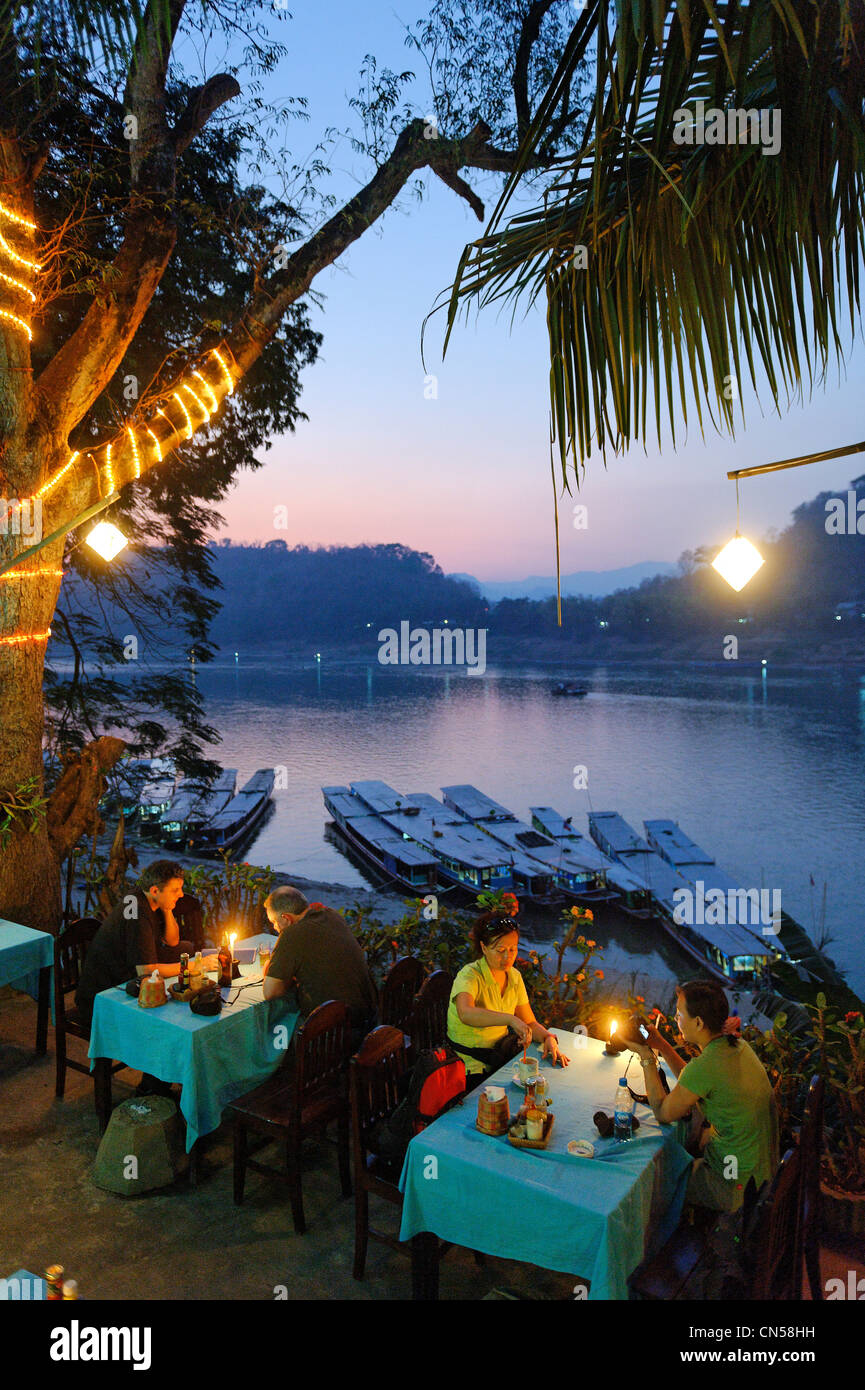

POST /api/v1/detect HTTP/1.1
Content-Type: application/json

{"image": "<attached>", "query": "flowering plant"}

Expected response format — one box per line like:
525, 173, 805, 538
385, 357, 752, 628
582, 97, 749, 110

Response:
476, 888, 519, 917
515, 904, 604, 1031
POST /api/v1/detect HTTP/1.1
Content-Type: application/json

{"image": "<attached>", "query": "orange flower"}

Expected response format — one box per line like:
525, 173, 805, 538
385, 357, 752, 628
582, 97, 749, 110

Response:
570, 906, 581, 917
595, 969, 604, 979
586, 939, 596, 949
576, 972, 586, 983
584, 910, 594, 921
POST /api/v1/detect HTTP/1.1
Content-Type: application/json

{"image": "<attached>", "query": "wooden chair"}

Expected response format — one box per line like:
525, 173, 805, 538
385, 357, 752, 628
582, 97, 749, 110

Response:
228, 1000, 352, 1234
173, 893, 204, 953
54, 918, 128, 1128
798, 1074, 825, 1301
408, 969, 453, 1060
379, 956, 425, 1036
350, 1025, 412, 1279
746, 1147, 803, 1299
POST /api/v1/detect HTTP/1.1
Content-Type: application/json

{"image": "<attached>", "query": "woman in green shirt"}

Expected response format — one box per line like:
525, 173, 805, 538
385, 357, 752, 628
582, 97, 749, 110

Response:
447, 913, 569, 1090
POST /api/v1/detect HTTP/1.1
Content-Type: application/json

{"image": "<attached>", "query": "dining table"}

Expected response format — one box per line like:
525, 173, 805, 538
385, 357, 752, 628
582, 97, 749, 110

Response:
0, 919, 53, 1054
87, 933, 298, 1171
398, 1028, 694, 1300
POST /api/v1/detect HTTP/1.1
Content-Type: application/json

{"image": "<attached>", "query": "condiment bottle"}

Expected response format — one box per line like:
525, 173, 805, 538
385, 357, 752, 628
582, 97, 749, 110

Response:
62, 1280, 78, 1300
45, 1265, 64, 1300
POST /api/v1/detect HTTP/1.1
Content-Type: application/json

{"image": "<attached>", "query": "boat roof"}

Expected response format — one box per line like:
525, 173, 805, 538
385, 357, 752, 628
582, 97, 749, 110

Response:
644, 819, 715, 866
341, 814, 437, 868
349, 780, 410, 815
207, 769, 274, 831
589, 811, 652, 855
160, 772, 237, 825
379, 794, 525, 872
441, 785, 515, 822
444, 789, 616, 879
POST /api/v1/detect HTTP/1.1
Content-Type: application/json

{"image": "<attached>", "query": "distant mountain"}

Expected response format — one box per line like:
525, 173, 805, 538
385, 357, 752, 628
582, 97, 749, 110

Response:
449, 561, 678, 601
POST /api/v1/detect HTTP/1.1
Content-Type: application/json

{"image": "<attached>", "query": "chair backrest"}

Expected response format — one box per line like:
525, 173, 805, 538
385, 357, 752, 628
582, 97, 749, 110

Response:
349, 1025, 409, 1156
408, 969, 453, 1055
55, 918, 101, 1008
294, 1000, 352, 1106
174, 893, 204, 952
799, 1073, 824, 1196
379, 956, 425, 1033
747, 1147, 803, 1299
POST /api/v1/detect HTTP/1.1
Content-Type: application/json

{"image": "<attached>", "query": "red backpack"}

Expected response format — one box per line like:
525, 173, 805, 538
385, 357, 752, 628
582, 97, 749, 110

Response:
367, 1046, 466, 1162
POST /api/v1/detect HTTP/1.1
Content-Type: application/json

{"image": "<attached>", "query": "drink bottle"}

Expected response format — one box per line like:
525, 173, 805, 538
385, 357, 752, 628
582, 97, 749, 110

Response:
614, 1077, 634, 1141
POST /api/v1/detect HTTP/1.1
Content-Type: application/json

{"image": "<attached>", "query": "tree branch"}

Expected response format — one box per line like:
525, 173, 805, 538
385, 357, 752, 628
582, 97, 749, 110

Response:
173, 74, 241, 155
33, 1, 235, 440
513, 0, 560, 143
48, 115, 530, 521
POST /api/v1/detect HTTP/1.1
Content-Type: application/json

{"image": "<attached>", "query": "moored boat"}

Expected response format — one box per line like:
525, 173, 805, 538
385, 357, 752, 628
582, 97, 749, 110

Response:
588, 811, 779, 982
197, 769, 274, 856
161, 769, 238, 849
322, 786, 438, 893
530, 806, 649, 913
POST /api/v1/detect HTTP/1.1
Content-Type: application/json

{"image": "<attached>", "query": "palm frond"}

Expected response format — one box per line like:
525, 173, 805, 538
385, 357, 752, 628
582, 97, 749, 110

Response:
445, 1, 865, 487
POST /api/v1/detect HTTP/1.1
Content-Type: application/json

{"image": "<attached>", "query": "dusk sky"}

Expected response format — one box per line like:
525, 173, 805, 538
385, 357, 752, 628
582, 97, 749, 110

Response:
202, 2, 865, 582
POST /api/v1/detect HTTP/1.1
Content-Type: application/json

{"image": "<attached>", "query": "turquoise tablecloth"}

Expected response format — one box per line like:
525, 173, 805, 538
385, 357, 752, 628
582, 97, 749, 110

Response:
398, 1030, 694, 1300
88, 934, 297, 1151
0, 919, 53, 1012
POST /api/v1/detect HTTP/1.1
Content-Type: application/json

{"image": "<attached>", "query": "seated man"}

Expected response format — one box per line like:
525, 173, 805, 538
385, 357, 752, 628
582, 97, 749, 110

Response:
261, 886, 378, 1048
623, 978, 779, 1212
75, 860, 218, 1096
75, 859, 218, 1016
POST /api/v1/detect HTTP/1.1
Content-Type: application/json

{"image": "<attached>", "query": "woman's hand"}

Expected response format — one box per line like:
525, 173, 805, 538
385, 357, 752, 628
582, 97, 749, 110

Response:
541, 1033, 569, 1067
508, 1015, 531, 1046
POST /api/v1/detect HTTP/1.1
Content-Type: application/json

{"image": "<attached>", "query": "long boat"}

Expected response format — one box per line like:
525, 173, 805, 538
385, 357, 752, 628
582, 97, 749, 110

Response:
644, 819, 787, 961
530, 805, 652, 914
160, 769, 238, 849
196, 769, 275, 856
441, 785, 614, 906
348, 780, 537, 898
136, 759, 178, 833
588, 811, 779, 982
322, 786, 438, 893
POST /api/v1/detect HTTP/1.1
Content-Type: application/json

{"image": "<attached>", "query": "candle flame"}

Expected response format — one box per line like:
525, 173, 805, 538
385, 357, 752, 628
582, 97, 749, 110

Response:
610, 1019, 618, 1038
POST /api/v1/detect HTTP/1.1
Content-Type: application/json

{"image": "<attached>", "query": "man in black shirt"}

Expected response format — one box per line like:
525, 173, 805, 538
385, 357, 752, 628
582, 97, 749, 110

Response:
75, 860, 216, 1018
261, 885, 378, 1049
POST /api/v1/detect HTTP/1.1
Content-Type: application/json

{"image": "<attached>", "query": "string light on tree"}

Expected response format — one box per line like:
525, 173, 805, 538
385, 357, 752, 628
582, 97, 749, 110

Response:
126, 426, 141, 479
0, 198, 40, 341
172, 391, 194, 439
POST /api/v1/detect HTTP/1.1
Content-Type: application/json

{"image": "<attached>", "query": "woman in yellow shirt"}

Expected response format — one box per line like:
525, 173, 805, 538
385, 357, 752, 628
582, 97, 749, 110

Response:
447, 913, 569, 1090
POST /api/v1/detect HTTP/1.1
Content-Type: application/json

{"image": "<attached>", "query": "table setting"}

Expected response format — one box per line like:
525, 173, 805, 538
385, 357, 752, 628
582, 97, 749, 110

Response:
88, 932, 297, 1152
399, 1026, 694, 1300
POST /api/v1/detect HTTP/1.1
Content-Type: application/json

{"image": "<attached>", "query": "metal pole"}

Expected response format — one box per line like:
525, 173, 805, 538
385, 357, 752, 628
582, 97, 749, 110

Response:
0, 491, 121, 579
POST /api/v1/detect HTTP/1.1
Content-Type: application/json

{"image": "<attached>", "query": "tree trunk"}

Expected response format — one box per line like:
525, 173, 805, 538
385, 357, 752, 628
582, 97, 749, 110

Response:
0, 531, 65, 931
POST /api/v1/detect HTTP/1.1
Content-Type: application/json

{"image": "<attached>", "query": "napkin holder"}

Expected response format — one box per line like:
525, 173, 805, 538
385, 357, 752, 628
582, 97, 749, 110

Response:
138, 970, 168, 1009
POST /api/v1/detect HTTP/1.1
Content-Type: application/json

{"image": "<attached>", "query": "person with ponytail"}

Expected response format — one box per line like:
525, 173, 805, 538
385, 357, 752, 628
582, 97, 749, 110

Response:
621, 978, 779, 1212
446, 911, 568, 1091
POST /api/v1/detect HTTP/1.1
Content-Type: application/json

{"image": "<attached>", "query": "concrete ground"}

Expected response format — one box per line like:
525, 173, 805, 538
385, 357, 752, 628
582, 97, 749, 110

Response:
0, 984, 579, 1301
3, 977, 860, 1303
